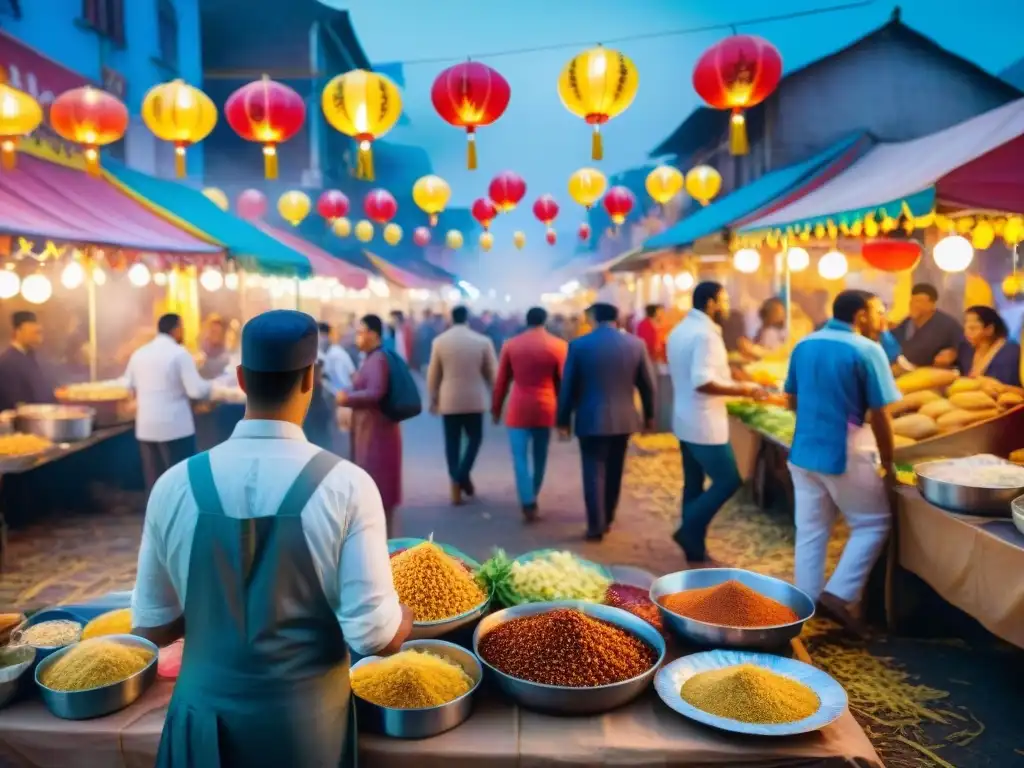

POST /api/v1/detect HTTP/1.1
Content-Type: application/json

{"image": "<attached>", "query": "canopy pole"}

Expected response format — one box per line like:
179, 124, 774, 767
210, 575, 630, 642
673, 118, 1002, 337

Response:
782, 235, 792, 341
295, 277, 301, 311
87, 250, 98, 383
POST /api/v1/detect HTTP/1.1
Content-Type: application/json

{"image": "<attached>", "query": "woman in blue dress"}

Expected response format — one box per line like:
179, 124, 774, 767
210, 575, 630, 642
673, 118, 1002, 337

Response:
956, 305, 1021, 387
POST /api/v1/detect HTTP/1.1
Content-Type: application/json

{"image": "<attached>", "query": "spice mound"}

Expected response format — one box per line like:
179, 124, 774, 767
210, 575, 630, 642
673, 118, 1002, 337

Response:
39, 639, 154, 692
605, 584, 664, 634
20, 620, 82, 648
351, 649, 473, 709
660, 580, 799, 628
478, 609, 657, 687
391, 542, 487, 622
81, 609, 132, 640
680, 664, 820, 724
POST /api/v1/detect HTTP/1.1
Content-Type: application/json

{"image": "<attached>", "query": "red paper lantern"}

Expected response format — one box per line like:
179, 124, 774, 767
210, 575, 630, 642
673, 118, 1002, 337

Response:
431, 62, 511, 170
224, 75, 306, 179
861, 239, 922, 272
488, 171, 526, 213
471, 197, 499, 231
49, 86, 129, 175
532, 195, 560, 227
364, 189, 397, 225
693, 35, 782, 156
413, 227, 432, 247
237, 189, 267, 220
578, 222, 592, 242
316, 190, 349, 222
602, 186, 635, 226
545, 230, 557, 246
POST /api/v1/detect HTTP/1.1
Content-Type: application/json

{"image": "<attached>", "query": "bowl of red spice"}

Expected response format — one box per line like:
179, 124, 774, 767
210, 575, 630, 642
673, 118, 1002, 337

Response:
650, 569, 814, 649
472, 601, 665, 715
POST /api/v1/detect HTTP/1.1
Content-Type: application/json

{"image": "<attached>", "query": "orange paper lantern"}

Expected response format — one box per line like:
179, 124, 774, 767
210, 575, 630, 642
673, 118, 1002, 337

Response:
49, 86, 129, 175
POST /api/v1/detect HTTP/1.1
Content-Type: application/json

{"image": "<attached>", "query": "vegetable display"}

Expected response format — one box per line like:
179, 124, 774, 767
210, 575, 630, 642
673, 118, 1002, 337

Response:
727, 402, 795, 446
477, 549, 611, 606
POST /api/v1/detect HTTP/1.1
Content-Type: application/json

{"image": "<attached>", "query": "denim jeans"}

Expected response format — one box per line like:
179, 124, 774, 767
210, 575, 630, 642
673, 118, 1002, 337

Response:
507, 427, 551, 505
443, 413, 484, 484
676, 441, 742, 561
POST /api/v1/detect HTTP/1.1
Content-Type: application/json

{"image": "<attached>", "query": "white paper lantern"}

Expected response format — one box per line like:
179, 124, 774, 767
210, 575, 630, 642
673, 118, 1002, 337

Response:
674, 271, 695, 291
0, 269, 19, 299
733, 248, 760, 274
224, 272, 239, 291
153, 271, 168, 287
128, 263, 151, 287
933, 234, 974, 273
92, 267, 107, 286
785, 246, 810, 273
61, 261, 85, 289
817, 250, 848, 281
200, 267, 224, 292
20, 274, 52, 304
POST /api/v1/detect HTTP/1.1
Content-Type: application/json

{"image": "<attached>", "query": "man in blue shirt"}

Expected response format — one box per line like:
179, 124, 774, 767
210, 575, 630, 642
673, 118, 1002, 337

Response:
785, 290, 901, 635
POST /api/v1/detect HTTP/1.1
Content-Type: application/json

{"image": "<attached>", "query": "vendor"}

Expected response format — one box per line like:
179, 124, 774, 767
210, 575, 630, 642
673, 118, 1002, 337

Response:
196, 314, 232, 380
957, 305, 1021, 386
754, 297, 788, 352
132, 309, 412, 768
0, 311, 56, 411
890, 283, 962, 371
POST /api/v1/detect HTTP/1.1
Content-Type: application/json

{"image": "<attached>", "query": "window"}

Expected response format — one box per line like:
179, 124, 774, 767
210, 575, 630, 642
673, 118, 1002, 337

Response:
157, 0, 178, 69
82, 0, 125, 47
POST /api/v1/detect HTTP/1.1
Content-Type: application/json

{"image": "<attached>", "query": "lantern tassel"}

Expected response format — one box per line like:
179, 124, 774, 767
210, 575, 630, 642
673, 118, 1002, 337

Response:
429, 214, 438, 227
591, 125, 603, 161
174, 145, 186, 178
263, 145, 279, 180
84, 148, 100, 176
1, 140, 16, 171
729, 110, 749, 156
357, 143, 375, 181
467, 131, 478, 171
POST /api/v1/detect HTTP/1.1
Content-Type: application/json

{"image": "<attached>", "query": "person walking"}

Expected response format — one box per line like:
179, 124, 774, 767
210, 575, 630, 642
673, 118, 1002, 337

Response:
785, 290, 900, 635
427, 306, 497, 505
666, 282, 767, 567
556, 303, 656, 541
492, 306, 568, 521
636, 304, 666, 363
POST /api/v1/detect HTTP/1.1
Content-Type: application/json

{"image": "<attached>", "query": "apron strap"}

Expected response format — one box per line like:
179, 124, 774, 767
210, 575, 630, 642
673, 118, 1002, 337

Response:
275, 451, 343, 519
187, 452, 226, 516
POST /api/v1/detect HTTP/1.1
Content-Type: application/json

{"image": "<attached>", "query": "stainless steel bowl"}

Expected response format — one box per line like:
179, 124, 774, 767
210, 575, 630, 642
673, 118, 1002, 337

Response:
916, 460, 1020, 518
351, 639, 482, 739
15, 404, 95, 443
35, 634, 158, 720
1012, 496, 1024, 537
650, 569, 814, 650
0, 410, 14, 436
12, 610, 85, 668
472, 601, 666, 715
0, 645, 35, 709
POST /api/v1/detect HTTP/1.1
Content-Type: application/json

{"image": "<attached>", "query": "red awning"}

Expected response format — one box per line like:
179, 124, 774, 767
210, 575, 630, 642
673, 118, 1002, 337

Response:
0, 155, 221, 254
254, 222, 369, 289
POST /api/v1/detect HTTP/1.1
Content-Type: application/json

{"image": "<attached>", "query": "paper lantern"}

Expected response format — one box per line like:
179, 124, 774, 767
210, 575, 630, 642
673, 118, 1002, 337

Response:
333, 217, 352, 238
532, 194, 560, 229
693, 35, 782, 155
578, 222, 592, 242
545, 231, 557, 246
1004, 217, 1024, 246
479, 232, 494, 252
488, 171, 526, 213
383, 223, 403, 246
202, 187, 229, 211
413, 175, 451, 225
446, 230, 464, 250
733, 248, 761, 274
20, 273, 52, 304
49, 86, 128, 174
277, 190, 311, 227
142, 80, 217, 177
558, 46, 639, 160
817, 250, 848, 281
646, 165, 684, 206
153, 271, 168, 287
200, 267, 223, 292
321, 69, 402, 181
61, 261, 85, 289
674, 272, 695, 291
355, 220, 375, 242
413, 226, 431, 247
685, 165, 722, 206
317, 190, 349, 222
513, 231, 526, 249
603, 186, 635, 226
224, 76, 305, 179
568, 167, 607, 209
1002, 274, 1023, 300
431, 62, 510, 170
861, 239, 922, 272
933, 235, 974, 273
225, 273, 239, 291
0, 83, 43, 170
128, 263, 152, 287
364, 189, 397, 225
784, 246, 810, 273
971, 220, 995, 250
0, 268, 19, 299
471, 198, 499, 231
92, 266, 107, 286
237, 189, 267, 220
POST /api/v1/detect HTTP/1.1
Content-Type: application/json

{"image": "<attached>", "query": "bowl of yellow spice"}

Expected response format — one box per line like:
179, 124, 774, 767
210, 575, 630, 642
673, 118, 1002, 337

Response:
350, 639, 482, 738
654, 649, 847, 736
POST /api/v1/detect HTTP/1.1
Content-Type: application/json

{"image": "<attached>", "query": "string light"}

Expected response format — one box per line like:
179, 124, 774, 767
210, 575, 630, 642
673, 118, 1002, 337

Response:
733, 248, 761, 274
817, 249, 848, 280
200, 267, 224, 292
20, 273, 53, 304
128, 263, 151, 287
61, 261, 85, 289
224, 272, 239, 291
0, 269, 18, 299
92, 266, 107, 286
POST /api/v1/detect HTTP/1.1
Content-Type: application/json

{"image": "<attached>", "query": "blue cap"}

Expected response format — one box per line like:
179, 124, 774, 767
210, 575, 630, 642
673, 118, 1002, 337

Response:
241, 310, 319, 372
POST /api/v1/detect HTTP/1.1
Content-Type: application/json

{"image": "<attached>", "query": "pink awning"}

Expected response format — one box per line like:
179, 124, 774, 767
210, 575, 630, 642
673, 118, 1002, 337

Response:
254, 222, 369, 289
365, 252, 446, 290
937, 134, 1024, 214
0, 155, 221, 254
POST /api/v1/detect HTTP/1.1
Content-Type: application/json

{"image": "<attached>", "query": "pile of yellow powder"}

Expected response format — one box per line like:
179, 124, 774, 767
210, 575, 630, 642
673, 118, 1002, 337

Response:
40, 639, 154, 692
390, 542, 486, 622
351, 649, 473, 709
680, 664, 820, 724
81, 609, 132, 640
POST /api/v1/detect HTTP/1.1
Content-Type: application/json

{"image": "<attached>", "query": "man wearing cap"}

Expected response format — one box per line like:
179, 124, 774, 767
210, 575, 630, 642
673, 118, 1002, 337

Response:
132, 309, 412, 768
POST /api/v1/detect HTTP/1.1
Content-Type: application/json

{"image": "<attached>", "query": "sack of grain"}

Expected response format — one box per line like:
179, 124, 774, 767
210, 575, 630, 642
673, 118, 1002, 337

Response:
890, 390, 941, 416
936, 408, 1000, 431
896, 368, 958, 395
918, 398, 954, 419
949, 391, 998, 411
893, 413, 939, 440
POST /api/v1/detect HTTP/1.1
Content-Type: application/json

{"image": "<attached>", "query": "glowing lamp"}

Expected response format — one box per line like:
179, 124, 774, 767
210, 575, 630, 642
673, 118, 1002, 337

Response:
602, 186, 635, 226
142, 80, 217, 177
92, 266, 107, 286
237, 189, 268, 220
568, 167, 607, 209
431, 62, 510, 169
861, 239, 921, 272
817, 250, 848, 281
933, 234, 974, 273
202, 188, 229, 211
413, 227, 431, 247
685, 165, 722, 206
646, 165, 684, 205
316, 190, 350, 223
383, 223, 403, 246
333, 217, 352, 238
412, 175, 451, 225
784, 246, 810, 272
61, 261, 86, 289
733, 248, 761, 274
488, 171, 526, 213
513, 231, 526, 250
674, 272, 695, 291
471, 198, 499, 231
0, 268, 19, 299
364, 189, 398, 225
225, 76, 305, 179
128, 263, 152, 287
479, 232, 494, 252
200, 267, 224, 292
545, 231, 557, 246
578, 222, 592, 242
445, 230, 464, 250
321, 69, 402, 181
49, 86, 129, 174
277, 190, 311, 227
20, 273, 51, 304
225, 273, 240, 291
354, 220, 375, 243
558, 46, 639, 160
0, 83, 44, 170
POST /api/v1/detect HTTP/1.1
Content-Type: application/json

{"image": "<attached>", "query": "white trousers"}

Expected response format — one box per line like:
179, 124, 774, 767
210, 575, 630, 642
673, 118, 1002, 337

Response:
788, 450, 891, 604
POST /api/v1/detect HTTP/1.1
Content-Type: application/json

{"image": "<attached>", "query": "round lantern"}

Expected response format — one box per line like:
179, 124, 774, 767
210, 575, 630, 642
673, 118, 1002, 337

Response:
200, 267, 223, 293
479, 232, 495, 252
558, 46, 639, 161
445, 230, 464, 250
321, 69, 402, 181
61, 261, 86, 289
0, 83, 43, 170
0, 268, 19, 300
733, 248, 761, 274
383, 223, 403, 246
784, 246, 810, 273
603, 186, 635, 226
675, 272, 695, 291
513, 231, 526, 250
142, 80, 217, 177
933, 234, 974, 273
488, 171, 526, 213
693, 35, 782, 156
568, 167, 607, 209
861, 239, 922, 272
471, 198, 499, 231
237, 189, 268, 220
971, 220, 995, 250
202, 187, 230, 211
20, 273, 52, 305
1004, 217, 1024, 246
1002, 274, 1023, 300
685, 165, 722, 206
532, 194, 560, 238
224, 75, 305, 179
646, 165, 684, 206
354, 220, 375, 243
333, 217, 352, 238
413, 226, 431, 247
817, 250, 848, 281
316, 190, 350, 223
277, 190, 311, 227
364, 189, 397, 225
578, 222, 592, 242
431, 62, 511, 170
545, 231, 557, 246
49, 86, 129, 175
128, 262, 152, 287
412, 175, 451, 225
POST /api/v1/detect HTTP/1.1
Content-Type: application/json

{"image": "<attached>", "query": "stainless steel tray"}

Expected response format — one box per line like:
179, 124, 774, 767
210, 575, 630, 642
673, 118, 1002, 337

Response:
916, 457, 1023, 518
15, 405, 95, 443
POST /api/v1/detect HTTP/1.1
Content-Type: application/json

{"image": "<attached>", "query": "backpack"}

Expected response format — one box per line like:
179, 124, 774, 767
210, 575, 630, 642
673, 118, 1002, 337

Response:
379, 348, 422, 422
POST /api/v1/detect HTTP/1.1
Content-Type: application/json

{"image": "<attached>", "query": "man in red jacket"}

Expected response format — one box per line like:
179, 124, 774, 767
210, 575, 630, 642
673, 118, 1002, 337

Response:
636, 304, 666, 363
492, 307, 568, 520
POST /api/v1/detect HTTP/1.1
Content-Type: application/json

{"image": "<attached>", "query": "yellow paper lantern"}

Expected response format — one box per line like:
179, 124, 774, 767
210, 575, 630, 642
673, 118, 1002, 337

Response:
332, 217, 352, 238
202, 187, 229, 211
1002, 274, 1023, 300
383, 223, 403, 246
142, 80, 217, 177
0, 83, 44, 170
645, 165, 684, 205
685, 165, 722, 206
354, 220, 375, 243
558, 46, 639, 161
1004, 216, 1024, 245
445, 230, 464, 250
971, 220, 995, 250
277, 190, 311, 227
513, 231, 526, 250
321, 70, 402, 181
479, 232, 494, 252
412, 175, 451, 226
568, 167, 607, 209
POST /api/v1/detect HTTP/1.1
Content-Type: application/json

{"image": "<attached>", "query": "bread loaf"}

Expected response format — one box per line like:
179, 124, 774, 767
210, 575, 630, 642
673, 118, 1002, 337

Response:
998, 391, 1024, 408
936, 408, 1000, 431
892, 413, 939, 440
947, 378, 981, 396
949, 391, 998, 411
890, 390, 941, 416
896, 368, 958, 395
918, 398, 954, 419
893, 435, 917, 448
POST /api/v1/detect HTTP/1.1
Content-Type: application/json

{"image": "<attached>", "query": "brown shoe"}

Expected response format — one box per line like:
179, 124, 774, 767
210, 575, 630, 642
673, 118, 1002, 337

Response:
522, 503, 538, 523
817, 592, 869, 638
450, 483, 463, 506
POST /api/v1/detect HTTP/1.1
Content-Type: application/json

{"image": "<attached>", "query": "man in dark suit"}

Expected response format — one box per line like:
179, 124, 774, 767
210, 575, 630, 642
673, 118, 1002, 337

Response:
557, 303, 656, 541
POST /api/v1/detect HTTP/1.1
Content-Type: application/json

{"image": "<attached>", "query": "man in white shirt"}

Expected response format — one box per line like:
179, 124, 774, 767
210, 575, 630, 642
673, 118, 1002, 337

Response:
666, 282, 766, 566
125, 314, 213, 493
132, 309, 412, 768
318, 322, 356, 396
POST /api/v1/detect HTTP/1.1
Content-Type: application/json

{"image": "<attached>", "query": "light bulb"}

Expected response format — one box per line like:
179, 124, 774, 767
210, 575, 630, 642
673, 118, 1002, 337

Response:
933, 235, 974, 273
733, 249, 760, 274
153, 271, 168, 287
200, 268, 224, 292
61, 261, 85, 289
128, 262, 151, 287
818, 250, 848, 280
786, 246, 810, 272
674, 272, 695, 291
92, 267, 107, 286
20, 274, 52, 304
225, 273, 239, 291
0, 269, 19, 299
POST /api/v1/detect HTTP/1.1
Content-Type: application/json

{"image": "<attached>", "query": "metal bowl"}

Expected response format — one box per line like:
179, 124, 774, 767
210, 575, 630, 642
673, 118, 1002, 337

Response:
472, 601, 666, 715
351, 639, 482, 739
0, 645, 36, 709
1012, 496, 1024, 537
35, 634, 158, 720
15, 404, 95, 443
650, 569, 814, 650
916, 459, 1021, 518
12, 609, 85, 667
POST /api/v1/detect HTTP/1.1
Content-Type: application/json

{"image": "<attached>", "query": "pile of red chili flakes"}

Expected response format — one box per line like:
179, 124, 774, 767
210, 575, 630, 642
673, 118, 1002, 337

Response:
604, 584, 665, 635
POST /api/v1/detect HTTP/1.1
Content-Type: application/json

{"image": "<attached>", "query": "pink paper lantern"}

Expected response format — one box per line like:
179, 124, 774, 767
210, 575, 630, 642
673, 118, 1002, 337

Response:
413, 226, 431, 247
237, 189, 268, 220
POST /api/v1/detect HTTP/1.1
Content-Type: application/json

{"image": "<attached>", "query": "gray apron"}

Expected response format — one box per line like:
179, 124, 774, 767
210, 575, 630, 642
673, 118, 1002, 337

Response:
156, 448, 357, 768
